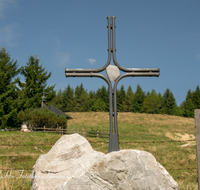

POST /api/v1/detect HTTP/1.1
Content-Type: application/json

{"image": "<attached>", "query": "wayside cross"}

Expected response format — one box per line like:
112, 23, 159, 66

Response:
65, 16, 160, 152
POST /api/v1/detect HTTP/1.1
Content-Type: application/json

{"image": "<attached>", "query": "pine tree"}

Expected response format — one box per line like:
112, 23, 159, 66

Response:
73, 83, 89, 111
186, 89, 194, 100
74, 85, 81, 111
163, 88, 177, 115
79, 90, 90, 111
193, 86, 200, 109
95, 86, 109, 111
132, 84, 146, 113
0, 48, 20, 128
157, 92, 165, 114
141, 90, 159, 114
100, 86, 109, 111
95, 88, 102, 100
90, 98, 107, 112
49, 89, 63, 111
62, 84, 74, 112
182, 99, 195, 118
18, 56, 55, 110
123, 85, 134, 112
88, 90, 96, 111
117, 84, 126, 112
182, 89, 195, 118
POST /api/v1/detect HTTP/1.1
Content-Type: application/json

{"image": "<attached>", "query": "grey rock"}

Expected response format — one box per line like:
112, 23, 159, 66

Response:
31, 134, 179, 190
31, 133, 104, 190
106, 65, 120, 82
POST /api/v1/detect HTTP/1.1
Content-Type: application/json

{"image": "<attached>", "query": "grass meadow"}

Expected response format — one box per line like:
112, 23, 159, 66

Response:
0, 112, 197, 189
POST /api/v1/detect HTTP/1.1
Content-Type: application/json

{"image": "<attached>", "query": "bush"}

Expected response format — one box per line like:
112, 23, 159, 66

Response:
17, 107, 67, 130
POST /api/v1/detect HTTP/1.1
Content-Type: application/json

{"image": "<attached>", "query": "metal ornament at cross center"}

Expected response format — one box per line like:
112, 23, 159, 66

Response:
65, 16, 160, 153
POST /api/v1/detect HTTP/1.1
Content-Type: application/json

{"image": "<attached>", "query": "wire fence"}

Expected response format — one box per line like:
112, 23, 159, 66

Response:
1, 167, 196, 171
0, 167, 197, 172
0, 167, 198, 173
0, 138, 196, 146
0, 130, 198, 174
3, 128, 110, 138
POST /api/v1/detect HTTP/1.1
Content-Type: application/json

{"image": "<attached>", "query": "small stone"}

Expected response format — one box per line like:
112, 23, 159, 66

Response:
33, 146, 38, 150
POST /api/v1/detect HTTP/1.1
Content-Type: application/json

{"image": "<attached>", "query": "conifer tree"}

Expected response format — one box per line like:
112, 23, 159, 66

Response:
74, 83, 89, 111
18, 56, 55, 110
79, 90, 90, 111
186, 89, 194, 100
163, 88, 177, 115
74, 85, 81, 111
88, 90, 96, 111
141, 90, 159, 114
62, 84, 74, 112
90, 98, 107, 112
182, 89, 195, 118
193, 86, 200, 109
0, 48, 20, 128
157, 92, 165, 114
132, 84, 146, 113
117, 84, 126, 111
49, 89, 63, 110
95, 86, 109, 111
95, 88, 102, 100
100, 86, 109, 111
182, 99, 195, 118
123, 85, 134, 112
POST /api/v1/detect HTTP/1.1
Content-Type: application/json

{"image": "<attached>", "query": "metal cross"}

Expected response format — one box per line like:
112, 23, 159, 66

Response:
65, 16, 160, 152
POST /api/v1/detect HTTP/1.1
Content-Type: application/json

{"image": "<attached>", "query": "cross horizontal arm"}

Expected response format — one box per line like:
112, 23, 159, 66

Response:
65, 72, 111, 87
117, 71, 160, 80
117, 68, 160, 73
65, 67, 160, 73
65, 67, 109, 73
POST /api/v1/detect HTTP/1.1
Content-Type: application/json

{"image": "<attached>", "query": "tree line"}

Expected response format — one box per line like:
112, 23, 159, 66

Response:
0, 48, 199, 128
50, 83, 200, 118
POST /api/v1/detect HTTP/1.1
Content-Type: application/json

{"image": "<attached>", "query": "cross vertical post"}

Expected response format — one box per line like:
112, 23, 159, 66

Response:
65, 16, 160, 153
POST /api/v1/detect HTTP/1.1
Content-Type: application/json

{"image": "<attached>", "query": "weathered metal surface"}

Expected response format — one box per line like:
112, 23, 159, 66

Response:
195, 109, 200, 190
65, 16, 160, 153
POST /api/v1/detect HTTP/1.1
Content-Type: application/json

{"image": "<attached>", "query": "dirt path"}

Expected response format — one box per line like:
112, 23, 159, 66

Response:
166, 132, 195, 141
166, 132, 196, 147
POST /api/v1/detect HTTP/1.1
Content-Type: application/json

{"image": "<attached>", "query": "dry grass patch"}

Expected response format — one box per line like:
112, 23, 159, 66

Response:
178, 180, 198, 190
67, 112, 110, 126
189, 154, 196, 162
67, 112, 195, 135
117, 112, 194, 125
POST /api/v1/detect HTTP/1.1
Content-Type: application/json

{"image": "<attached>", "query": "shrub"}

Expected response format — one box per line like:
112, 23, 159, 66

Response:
17, 107, 67, 130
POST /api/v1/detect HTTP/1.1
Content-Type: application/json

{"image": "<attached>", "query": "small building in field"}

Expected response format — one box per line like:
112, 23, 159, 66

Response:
21, 94, 72, 132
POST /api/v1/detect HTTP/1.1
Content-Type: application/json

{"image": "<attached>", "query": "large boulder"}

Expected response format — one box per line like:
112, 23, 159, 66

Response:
31, 134, 179, 190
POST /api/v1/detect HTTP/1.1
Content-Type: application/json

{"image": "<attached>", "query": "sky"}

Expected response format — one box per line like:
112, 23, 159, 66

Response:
0, 0, 200, 106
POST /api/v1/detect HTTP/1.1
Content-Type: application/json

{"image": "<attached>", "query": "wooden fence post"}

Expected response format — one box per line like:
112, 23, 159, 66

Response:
83, 127, 85, 137
195, 109, 200, 189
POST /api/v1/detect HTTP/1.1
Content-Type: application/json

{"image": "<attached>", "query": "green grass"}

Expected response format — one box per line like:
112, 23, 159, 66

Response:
0, 112, 198, 189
